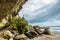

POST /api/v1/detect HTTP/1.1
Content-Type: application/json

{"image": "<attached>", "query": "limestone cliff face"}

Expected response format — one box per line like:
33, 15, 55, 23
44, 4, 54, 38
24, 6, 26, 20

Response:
0, 0, 28, 28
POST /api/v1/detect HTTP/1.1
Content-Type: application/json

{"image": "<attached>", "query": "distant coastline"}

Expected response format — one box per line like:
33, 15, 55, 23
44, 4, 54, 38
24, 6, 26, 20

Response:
42, 26, 60, 27
40, 26, 60, 32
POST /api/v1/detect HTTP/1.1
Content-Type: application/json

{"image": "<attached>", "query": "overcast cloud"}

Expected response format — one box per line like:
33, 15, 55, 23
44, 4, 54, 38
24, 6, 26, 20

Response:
19, 0, 60, 26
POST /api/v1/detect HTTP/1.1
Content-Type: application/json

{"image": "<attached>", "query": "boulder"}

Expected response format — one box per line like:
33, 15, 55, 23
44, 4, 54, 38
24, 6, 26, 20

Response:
33, 26, 43, 35
0, 30, 13, 40
15, 34, 28, 40
43, 27, 51, 35
3, 30, 13, 37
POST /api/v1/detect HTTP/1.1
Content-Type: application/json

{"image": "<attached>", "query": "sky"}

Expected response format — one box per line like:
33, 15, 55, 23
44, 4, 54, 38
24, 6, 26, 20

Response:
19, 0, 60, 26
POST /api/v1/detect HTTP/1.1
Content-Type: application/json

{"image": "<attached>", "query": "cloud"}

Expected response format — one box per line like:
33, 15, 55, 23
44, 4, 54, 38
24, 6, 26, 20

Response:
30, 18, 60, 26
19, 0, 60, 26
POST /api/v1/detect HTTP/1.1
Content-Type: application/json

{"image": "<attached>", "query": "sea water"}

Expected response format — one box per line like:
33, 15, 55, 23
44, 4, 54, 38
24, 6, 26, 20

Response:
50, 27, 60, 32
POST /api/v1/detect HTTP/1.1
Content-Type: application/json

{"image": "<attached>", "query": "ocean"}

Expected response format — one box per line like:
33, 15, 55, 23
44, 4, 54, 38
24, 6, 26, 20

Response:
50, 27, 60, 32
41, 26, 60, 32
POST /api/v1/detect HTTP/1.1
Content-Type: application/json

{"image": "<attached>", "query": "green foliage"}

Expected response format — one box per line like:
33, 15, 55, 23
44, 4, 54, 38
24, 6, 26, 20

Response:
12, 17, 28, 27
12, 16, 28, 34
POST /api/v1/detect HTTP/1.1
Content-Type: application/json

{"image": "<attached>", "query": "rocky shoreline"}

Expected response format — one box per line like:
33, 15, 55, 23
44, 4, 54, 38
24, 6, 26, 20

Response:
30, 32, 60, 40
0, 27, 59, 40
0, 0, 60, 40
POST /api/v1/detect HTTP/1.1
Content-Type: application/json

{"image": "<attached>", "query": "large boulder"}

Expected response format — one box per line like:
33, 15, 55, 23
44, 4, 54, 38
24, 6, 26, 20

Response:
15, 34, 28, 40
43, 27, 51, 35
0, 30, 13, 40
0, 0, 28, 28
33, 26, 43, 35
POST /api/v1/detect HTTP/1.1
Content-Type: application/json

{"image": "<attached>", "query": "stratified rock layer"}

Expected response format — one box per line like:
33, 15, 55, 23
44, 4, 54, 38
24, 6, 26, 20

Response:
0, 0, 27, 19
0, 0, 27, 28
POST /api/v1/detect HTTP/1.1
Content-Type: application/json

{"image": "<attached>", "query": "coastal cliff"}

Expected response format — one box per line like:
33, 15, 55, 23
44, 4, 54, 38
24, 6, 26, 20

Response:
0, 0, 27, 28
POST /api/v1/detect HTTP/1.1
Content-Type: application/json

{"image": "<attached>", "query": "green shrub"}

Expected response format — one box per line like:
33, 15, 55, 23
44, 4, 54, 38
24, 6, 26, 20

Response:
12, 17, 28, 34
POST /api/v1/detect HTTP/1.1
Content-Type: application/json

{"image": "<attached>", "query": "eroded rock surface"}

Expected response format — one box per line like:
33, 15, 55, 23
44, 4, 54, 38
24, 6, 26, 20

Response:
0, 0, 28, 40
0, 0, 27, 28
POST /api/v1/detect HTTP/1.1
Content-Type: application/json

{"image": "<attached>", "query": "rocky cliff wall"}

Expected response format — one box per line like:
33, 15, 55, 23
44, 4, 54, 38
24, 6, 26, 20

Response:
0, 0, 28, 28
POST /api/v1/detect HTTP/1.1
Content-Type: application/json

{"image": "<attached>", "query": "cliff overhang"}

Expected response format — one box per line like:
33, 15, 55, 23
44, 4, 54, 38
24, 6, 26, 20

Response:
0, 0, 28, 28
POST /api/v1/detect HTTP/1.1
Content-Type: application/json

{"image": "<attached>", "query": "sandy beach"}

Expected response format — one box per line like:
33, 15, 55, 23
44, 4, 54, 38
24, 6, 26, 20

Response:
29, 31, 60, 40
